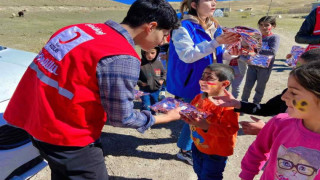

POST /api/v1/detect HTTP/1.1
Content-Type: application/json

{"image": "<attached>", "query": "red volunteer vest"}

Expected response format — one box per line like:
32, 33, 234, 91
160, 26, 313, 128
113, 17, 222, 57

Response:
306, 6, 320, 51
4, 23, 140, 146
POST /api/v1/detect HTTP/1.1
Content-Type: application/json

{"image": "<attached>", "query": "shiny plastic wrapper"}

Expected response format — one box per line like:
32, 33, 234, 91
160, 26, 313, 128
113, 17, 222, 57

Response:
223, 26, 262, 56
134, 89, 149, 100
150, 97, 210, 120
286, 46, 305, 67
247, 54, 273, 68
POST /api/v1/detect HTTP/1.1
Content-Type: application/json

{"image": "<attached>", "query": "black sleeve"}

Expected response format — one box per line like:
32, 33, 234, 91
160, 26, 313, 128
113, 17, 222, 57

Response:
235, 89, 288, 116
137, 70, 144, 87
295, 8, 320, 44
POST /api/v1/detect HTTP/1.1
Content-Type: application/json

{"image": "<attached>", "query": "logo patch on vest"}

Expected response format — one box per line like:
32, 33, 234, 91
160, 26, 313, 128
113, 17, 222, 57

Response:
44, 26, 94, 61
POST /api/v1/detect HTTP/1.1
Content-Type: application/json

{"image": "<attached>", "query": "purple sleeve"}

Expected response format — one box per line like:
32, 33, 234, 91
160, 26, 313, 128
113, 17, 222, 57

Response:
259, 34, 280, 56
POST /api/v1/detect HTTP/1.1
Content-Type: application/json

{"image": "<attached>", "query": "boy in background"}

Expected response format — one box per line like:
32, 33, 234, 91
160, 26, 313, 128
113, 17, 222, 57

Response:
158, 37, 170, 100
138, 47, 166, 114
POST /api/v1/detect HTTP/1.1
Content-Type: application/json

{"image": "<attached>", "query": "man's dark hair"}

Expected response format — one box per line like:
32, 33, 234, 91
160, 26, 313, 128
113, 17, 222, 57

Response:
300, 48, 320, 63
121, 0, 179, 30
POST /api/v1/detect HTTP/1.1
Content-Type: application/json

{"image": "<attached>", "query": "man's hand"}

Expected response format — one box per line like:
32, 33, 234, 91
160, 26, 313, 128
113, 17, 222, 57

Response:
154, 107, 181, 124
166, 107, 181, 120
239, 116, 265, 135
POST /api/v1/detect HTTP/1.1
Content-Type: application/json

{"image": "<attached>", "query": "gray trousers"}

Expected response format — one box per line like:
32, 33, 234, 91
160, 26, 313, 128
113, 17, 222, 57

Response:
241, 65, 272, 104
230, 59, 248, 99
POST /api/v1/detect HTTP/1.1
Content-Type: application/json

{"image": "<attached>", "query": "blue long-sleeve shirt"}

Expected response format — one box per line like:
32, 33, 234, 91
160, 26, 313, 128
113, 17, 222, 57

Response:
96, 20, 155, 133
259, 34, 280, 69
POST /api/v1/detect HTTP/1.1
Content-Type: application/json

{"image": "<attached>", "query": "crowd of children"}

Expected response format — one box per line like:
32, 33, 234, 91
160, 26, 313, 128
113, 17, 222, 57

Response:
133, 0, 320, 179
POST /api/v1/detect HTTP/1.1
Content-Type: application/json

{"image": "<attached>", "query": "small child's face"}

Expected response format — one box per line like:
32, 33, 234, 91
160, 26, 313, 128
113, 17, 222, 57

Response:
145, 49, 157, 61
258, 21, 274, 36
281, 75, 319, 120
199, 69, 225, 96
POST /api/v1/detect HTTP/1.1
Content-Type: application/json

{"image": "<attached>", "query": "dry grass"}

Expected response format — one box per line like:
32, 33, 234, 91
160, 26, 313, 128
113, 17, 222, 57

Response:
0, 0, 311, 54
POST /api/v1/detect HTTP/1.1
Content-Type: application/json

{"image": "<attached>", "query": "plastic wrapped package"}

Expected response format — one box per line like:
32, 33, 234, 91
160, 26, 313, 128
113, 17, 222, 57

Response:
150, 97, 210, 120
223, 26, 262, 56
150, 97, 183, 112
133, 89, 149, 100
286, 46, 305, 67
247, 54, 273, 68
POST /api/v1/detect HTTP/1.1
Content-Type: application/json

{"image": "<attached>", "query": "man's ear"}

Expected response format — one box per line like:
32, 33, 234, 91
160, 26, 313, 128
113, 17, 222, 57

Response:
146, 22, 158, 33
222, 80, 231, 87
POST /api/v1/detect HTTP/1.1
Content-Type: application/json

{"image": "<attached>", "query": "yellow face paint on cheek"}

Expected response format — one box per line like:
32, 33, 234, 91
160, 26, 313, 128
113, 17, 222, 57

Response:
292, 99, 308, 112
296, 61, 302, 67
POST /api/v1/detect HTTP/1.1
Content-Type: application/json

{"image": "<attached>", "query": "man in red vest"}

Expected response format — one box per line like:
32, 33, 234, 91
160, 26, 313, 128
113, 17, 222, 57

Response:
295, 6, 320, 51
3, 0, 180, 179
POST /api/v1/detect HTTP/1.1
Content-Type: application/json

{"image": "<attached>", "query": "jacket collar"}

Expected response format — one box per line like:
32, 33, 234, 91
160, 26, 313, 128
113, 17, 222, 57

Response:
182, 14, 217, 38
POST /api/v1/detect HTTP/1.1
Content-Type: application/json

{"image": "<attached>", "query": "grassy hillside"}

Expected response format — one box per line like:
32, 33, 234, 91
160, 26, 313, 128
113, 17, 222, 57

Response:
0, 0, 311, 55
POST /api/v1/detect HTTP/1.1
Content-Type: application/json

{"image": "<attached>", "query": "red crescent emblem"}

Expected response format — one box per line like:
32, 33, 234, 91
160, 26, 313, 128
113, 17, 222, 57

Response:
59, 31, 81, 44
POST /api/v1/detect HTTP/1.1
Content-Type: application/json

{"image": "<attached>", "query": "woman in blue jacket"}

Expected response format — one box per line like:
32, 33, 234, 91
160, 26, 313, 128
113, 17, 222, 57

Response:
166, 0, 240, 165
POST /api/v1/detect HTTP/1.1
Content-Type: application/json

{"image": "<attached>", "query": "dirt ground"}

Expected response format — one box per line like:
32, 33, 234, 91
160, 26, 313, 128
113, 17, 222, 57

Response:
30, 55, 292, 180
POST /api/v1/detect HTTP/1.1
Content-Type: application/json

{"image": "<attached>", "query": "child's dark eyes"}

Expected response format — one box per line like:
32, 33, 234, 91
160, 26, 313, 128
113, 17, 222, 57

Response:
259, 24, 271, 27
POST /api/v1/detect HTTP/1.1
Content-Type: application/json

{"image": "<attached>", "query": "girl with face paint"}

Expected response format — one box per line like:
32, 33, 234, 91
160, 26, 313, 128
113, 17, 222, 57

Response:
241, 16, 280, 104
281, 61, 320, 126
240, 61, 320, 180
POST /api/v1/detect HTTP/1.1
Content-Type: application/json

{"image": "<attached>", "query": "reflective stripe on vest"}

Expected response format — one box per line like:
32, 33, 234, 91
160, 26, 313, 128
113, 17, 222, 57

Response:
4, 23, 140, 146
313, 6, 320, 35
29, 62, 74, 99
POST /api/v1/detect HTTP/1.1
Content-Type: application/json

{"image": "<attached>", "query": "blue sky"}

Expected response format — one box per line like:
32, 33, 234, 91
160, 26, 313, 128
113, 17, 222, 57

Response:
111, 0, 232, 5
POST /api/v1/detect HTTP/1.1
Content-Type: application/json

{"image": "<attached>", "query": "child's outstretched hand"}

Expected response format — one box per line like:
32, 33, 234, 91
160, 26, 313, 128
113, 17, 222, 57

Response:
209, 89, 241, 109
180, 112, 209, 131
286, 53, 292, 59
239, 116, 265, 135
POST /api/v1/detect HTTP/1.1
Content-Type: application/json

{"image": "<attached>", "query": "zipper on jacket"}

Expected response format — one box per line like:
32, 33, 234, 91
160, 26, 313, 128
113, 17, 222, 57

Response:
184, 69, 193, 87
